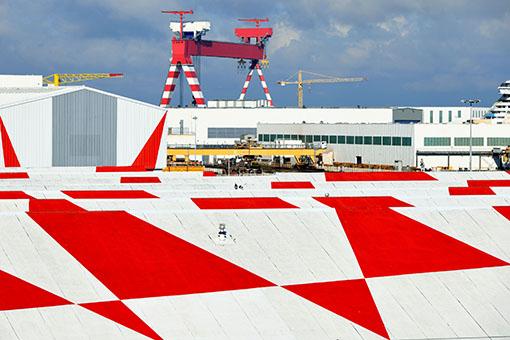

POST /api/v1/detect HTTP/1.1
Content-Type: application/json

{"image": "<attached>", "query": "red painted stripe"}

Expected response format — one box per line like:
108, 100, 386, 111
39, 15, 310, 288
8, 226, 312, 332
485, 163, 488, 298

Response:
63, 190, 158, 199
314, 196, 508, 278
131, 113, 166, 170
0, 117, 20, 167
189, 84, 202, 92
163, 84, 176, 92
192, 197, 298, 210
80, 301, 162, 340
28, 210, 274, 299
271, 181, 315, 189
0, 172, 29, 179
167, 71, 179, 78
184, 71, 197, 78
448, 187, 495, 196
29, 199, 85, 212
96, 166, 148, 172
467, 180, 510, 187
241, 88, 248, 94
0, 191, 32, 199
285, 279, 389, 339
0, 269, 70, 311
203, 171, 217, 177
195, 98, 206, 105
120, 176, 161, 184
494, 206, 510, 221
160, 98, 170, 105
325, 171, 437, 181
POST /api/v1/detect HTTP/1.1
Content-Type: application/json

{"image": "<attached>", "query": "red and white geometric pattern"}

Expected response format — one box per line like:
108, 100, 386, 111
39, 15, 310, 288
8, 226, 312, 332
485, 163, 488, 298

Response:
160, 63, 206, 108
1, 170, 510, 339
238, 63, 274, 107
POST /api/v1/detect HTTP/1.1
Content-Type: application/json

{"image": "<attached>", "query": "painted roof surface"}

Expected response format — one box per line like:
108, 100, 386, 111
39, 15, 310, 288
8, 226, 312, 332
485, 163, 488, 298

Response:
0, 169, 509, 339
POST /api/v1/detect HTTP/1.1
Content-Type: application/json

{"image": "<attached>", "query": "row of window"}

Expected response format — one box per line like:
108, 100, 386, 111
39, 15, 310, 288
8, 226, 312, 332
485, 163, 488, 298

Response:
429, 110, 461, 124
208, 127, 257, 139
258, 134, 413, 146
424, 137, 510, 147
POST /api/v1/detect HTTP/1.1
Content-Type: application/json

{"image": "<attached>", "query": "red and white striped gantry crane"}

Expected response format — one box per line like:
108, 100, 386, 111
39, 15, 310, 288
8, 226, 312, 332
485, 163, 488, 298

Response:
160, 10, 274, 108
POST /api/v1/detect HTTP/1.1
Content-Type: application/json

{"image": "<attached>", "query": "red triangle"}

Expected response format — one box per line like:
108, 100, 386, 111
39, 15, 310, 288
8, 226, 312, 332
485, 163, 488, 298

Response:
28, 210, 274, 300
0, 117, 20, 167
494, 206, 510, 221
29, 199, 86, 213
285, 279, 389, 339
315, 196, 508, 278
131, 113, 166, 170
81, 300, 162, 340
0, 269, 70, 311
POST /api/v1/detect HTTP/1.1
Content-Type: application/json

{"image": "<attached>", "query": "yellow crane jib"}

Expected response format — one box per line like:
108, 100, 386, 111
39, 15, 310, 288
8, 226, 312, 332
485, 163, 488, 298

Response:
43, 73, 124, 87
277, 70, 367, 108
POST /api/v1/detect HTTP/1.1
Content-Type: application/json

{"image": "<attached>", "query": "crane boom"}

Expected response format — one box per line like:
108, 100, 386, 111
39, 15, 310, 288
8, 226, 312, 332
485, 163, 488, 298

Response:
43, 73, 124, 87
277, 70, 366, 108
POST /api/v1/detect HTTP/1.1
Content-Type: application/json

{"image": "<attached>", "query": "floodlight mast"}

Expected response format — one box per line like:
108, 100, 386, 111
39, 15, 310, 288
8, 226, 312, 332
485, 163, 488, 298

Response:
161, 10, 193, 40
461, 98, 481, 171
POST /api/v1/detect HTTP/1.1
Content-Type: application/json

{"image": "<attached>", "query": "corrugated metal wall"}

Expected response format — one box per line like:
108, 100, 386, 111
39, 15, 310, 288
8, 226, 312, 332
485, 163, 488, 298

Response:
0, 98, 53, 167
52, 90, 117, 166
116, 99, 167, 168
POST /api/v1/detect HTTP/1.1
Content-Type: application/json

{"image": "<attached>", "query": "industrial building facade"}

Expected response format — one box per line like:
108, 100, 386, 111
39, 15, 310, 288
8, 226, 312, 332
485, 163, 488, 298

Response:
0, 86, 167, 168
257, 122, 510, 170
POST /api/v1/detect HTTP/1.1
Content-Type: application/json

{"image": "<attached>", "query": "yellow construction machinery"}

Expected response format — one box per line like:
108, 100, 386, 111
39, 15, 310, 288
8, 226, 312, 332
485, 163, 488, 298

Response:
43, 73, 124, 87
277, 70, 366, 108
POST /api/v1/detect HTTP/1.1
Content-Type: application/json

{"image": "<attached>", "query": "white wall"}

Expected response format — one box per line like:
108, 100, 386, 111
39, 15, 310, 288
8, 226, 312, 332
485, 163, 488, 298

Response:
416, 107, 490, 124
0, 98, 53, 167
117, 99, 167, 168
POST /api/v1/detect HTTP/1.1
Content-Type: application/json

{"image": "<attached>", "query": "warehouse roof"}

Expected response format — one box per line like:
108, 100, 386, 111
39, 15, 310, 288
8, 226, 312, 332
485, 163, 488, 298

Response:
0, 86, 166, 111
0, 169, 509, 339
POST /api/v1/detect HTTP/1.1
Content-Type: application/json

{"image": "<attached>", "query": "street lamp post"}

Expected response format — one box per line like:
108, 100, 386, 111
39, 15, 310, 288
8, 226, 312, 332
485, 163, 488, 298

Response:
461, 99, 480, 171
192, 116, 198, 165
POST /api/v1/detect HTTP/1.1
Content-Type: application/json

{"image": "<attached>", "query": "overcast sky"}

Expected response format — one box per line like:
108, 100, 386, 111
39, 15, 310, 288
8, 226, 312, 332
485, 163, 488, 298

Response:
1, 0, 509, 108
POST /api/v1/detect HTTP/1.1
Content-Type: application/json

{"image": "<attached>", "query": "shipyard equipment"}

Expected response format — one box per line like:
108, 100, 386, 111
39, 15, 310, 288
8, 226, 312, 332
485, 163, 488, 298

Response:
278, 70, 366, 108
43, 73, 124, 87
160, 10, 274, 108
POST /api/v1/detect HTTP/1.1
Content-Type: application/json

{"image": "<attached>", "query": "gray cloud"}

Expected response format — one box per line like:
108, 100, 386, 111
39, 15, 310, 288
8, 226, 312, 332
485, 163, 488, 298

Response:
1, 0, 509, 107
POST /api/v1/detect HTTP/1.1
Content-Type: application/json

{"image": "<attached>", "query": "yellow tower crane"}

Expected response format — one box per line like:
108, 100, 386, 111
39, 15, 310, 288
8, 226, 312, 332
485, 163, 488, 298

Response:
277, 70, 366, 108
43, 73, 124, 87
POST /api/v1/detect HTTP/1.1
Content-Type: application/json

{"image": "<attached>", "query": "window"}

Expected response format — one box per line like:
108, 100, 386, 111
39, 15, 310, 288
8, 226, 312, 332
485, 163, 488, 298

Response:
487, 137, 510, 146
429, 110, 434, 123
338, 135, 346, 144
424, 137, 451, 146
383, 136, 391, 145
270, 134, 276, 141
363, 136, 373, 145
208, 127, 257, 139
347, 136, 355, 144
454, 137, 484, 146
355, 136, 363, 144
277, 134, 283, 140
313, 135, 321, 142
283, 134, 290, 140
291, 134, 298, 140
439, 111, 443, 123
321, 135, 328, 142
373, 136, 382, 145
329, 135, 337, 144
299, 135, 305, 142
392, 137, 402, 146
457, 110, 462, 118
402, 137, 412, 146
448, 110, 452, 122
305, 135, 313, 143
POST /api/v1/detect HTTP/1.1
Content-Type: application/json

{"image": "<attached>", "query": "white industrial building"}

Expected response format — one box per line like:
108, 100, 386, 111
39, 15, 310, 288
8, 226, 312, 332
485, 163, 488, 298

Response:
0, 75, 167, 168
166, 106, 491, 147
257, 122, 510, 170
